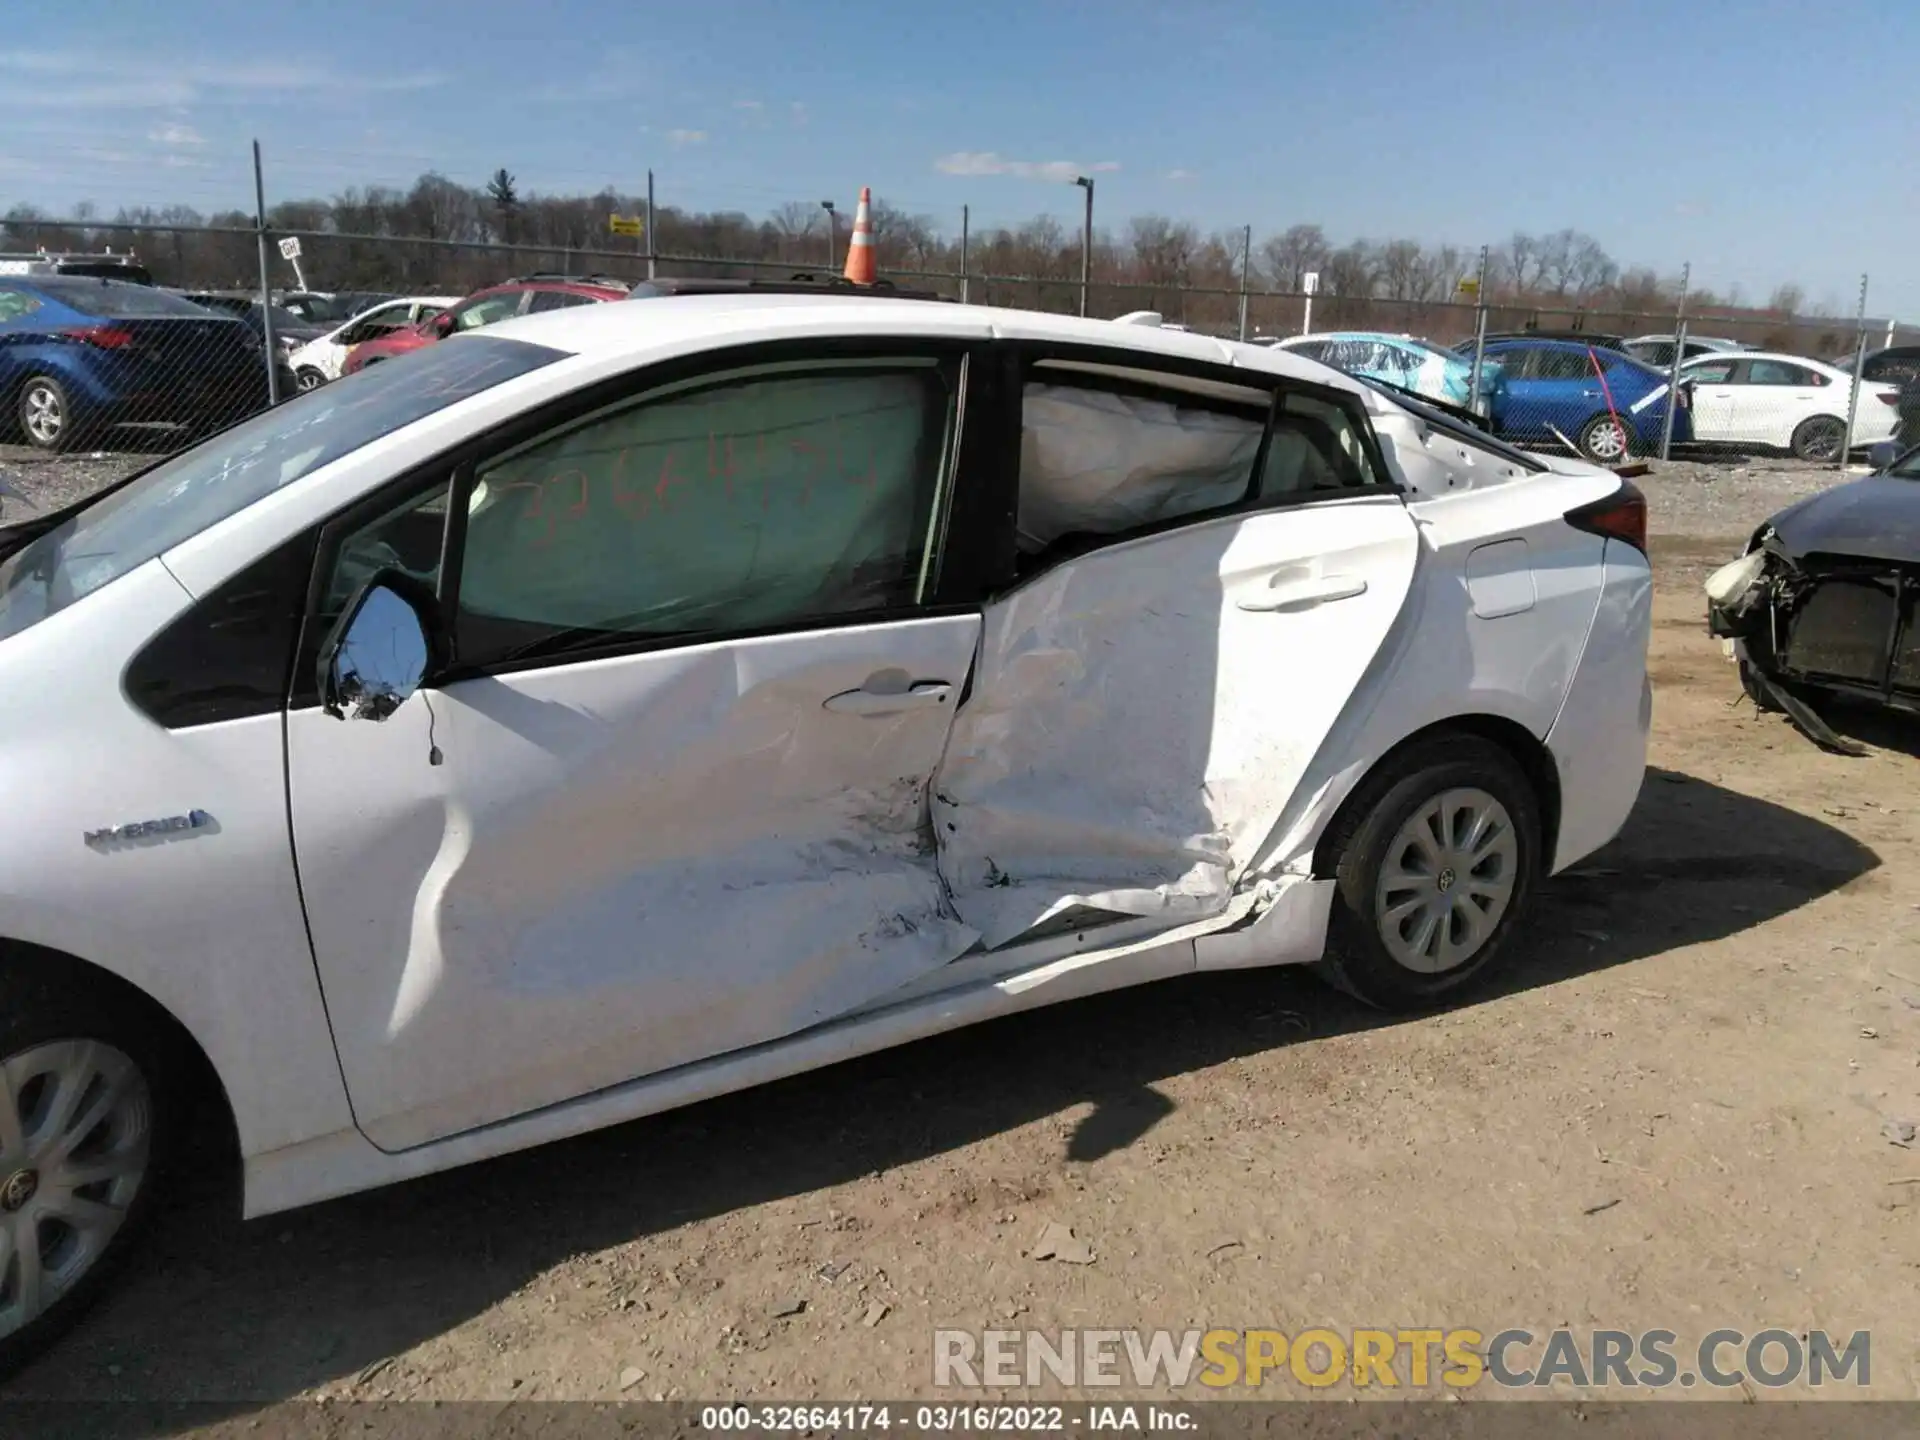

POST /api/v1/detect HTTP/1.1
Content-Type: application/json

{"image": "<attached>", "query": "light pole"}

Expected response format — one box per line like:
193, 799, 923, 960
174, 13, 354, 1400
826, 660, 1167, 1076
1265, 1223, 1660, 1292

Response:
820, 200, 837, 273
1072, 175, 1094, 317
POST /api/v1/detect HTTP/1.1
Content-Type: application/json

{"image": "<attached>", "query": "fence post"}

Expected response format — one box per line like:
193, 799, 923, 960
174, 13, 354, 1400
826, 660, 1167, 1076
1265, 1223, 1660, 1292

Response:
645, 170, 657, 281
1466, 243, 1490, 415
1843, 273, 1869, 472
1237, 224, 1252, 341
1658, 261, 1690, 462
960, 205, 970, 305
251, 139, 280, 407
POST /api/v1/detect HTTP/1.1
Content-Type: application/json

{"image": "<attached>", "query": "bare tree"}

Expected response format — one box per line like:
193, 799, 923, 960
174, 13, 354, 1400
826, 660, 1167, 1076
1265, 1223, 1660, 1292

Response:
1260, 223, 1328, 292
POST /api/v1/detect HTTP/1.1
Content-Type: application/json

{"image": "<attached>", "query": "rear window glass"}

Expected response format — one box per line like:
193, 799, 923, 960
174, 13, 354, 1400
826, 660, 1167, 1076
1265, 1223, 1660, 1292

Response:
33, 280, 217, 318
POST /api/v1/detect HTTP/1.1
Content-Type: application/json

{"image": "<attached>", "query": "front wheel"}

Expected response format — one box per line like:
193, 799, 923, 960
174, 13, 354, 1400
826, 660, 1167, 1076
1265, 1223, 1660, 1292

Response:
0, 960, 180, 1378
1577, 413, 1633, 464
294, 367, 327, 393
1790, 415, 1846, 463
1316, 735, 1543, 1010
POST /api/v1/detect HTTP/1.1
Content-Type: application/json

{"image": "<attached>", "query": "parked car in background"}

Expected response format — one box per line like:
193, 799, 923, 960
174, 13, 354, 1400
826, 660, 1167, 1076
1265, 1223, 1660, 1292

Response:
1678, 351, 1900, 460
0, 277, 267, 450
287, 295, 457, 390
1622, 334, 1751, 368
1470, 330, 1630, 353
0, 293, 1651, 1372
1480, 338, 1691, 462
1825, 345, 1920, 442
277, 291, 387, 325
0, 252, 154, 286
1277, 331, 1508, 424
340, 274, 632, 375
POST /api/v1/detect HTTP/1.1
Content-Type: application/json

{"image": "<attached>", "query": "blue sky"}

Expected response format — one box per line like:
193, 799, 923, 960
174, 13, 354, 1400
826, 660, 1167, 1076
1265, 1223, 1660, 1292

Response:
3, 0, 1916, 314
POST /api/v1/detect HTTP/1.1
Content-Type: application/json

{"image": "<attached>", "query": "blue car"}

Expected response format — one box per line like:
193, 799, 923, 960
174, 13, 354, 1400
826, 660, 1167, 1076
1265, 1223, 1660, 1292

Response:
0, 276, 269, 451
1278, 331, 1509, 426
1480, 338, 1691, 463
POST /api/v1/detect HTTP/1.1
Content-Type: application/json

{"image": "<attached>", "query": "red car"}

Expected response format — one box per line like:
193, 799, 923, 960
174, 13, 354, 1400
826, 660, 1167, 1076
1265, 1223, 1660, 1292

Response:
340, 274, 630, 374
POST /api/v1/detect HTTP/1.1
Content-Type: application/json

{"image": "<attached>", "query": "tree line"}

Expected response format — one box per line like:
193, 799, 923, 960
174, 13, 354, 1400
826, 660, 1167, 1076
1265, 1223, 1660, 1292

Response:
0, 170, 1850, 350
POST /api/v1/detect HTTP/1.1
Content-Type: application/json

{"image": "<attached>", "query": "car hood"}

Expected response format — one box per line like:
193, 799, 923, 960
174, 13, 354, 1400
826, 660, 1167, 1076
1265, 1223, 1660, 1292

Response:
1768, 474, 1920, 563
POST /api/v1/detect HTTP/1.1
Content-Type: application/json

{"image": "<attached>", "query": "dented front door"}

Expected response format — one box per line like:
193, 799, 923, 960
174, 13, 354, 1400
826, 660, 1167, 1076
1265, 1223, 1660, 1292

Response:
288, 350, 985, 1152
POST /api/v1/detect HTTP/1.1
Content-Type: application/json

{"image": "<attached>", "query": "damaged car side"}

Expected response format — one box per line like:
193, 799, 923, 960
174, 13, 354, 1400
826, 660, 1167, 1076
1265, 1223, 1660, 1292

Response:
1707, 441, 1920, 754
0, 295, 1652, 1373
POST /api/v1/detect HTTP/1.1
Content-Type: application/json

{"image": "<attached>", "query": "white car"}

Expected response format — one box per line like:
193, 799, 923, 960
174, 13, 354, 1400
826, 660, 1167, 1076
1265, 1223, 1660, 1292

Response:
1680, 350, 1902, 460
0, 296, 1651, 1369
1622, 333, 1750, 368
287, 295, 457, 391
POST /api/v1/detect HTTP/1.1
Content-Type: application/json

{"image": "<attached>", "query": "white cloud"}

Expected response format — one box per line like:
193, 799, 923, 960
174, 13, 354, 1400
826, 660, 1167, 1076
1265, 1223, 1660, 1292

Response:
789, 101, 809, 125
148, 122, 205, 146
734, 99, 763, 110
935, 151, 1121, 182
0, 50, 445, 108
1165, 168, 1195, 181
161, 153, 212, 169
668, 128, 707, 145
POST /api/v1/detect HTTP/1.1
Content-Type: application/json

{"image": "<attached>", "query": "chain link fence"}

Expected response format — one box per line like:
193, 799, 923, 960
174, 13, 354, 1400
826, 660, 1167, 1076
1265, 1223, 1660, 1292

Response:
4, 170, 1912, 467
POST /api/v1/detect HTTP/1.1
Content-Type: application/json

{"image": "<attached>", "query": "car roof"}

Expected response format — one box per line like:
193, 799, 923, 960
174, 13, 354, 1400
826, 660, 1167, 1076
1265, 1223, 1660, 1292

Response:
475, 293, 1371, 395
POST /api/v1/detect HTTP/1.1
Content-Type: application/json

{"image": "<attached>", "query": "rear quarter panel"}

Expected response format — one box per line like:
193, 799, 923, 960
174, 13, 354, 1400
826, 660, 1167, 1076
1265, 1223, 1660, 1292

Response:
1244, 463, 1620, 883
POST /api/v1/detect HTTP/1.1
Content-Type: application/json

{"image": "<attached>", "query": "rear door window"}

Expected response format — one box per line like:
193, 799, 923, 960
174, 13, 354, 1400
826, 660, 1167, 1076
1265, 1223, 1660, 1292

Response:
527, 290, 600, 313
1533, 349, 1597, 381
1746, 359, 1817, 385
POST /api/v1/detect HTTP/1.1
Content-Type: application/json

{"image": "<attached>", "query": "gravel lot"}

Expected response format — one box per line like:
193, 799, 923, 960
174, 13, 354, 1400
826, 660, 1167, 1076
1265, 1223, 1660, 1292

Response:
4, 446, 1918, 1417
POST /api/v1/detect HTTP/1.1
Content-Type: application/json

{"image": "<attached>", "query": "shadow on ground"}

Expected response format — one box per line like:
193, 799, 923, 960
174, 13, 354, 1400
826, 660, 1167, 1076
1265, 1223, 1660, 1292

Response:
1, 770, 1878, 1418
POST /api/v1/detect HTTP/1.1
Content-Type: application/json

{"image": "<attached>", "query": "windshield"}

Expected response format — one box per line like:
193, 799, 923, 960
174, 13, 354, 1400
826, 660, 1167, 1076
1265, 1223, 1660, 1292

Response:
0, 335, 568, 643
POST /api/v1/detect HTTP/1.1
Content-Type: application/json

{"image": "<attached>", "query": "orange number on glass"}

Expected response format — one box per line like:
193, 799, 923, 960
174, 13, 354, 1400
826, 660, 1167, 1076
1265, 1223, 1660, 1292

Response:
655, 447, 690, 510
610, 447, 651, 520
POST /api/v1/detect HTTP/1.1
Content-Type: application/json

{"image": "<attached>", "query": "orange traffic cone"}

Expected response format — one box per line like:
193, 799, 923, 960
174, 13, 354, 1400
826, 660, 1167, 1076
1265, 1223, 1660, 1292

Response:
843, 186, 875, 285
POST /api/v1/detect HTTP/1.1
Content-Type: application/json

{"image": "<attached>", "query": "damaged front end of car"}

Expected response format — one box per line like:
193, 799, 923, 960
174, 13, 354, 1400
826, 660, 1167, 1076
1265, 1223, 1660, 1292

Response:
1705, 524, 1920, 755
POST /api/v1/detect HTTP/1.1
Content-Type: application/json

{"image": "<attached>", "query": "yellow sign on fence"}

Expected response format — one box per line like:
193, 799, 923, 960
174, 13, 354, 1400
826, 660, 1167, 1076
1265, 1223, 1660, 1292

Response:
608, 214, 645, 237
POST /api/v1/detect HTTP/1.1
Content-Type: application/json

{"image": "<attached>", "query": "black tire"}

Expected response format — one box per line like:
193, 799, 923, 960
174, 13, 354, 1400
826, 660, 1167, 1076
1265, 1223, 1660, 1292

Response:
0, 953, 184, 1379
294, 367, 327, 393
16, 376, 78, 454
1790, 415, 1845, 463
1316, 734, 1543, 1011
1577, 413, 1633, 465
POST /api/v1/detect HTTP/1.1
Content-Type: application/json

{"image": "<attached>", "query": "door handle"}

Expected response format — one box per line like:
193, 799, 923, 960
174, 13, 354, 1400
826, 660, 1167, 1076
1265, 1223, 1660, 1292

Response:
1237, 576, 1369, 613
1580, 388, 1601, 397
822, 681, 954, 716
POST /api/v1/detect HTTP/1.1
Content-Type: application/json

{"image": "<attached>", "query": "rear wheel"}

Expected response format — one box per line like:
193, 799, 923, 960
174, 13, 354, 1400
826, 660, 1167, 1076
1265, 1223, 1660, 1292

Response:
0, 960, 182, 1378
17, 377, 76, 453
1790, 415, 1845, 462
1317, 735, 1543, 1010
1577, 413, 1632, 464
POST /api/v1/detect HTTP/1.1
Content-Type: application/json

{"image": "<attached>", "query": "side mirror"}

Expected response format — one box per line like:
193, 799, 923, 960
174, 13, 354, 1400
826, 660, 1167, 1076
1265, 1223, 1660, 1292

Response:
430, 311, 457, 338
318, 573, 441, 721
1868, 440, 1900, 472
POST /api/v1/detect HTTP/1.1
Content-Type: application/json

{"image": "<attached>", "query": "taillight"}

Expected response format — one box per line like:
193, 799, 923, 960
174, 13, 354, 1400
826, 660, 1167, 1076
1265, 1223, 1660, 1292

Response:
57, 325, 134, 349
1675, 383, 1690, 409
1565, 479, 1647, 556
1878, 390, 1900, 406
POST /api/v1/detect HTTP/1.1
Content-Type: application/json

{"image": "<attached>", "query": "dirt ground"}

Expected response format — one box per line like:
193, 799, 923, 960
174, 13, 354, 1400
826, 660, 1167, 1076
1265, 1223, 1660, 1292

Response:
3, 452, 1919, 1413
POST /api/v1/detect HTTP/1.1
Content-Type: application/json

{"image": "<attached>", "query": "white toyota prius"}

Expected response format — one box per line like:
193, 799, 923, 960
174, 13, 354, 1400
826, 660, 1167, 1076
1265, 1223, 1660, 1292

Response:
0, 295, 1652, 1368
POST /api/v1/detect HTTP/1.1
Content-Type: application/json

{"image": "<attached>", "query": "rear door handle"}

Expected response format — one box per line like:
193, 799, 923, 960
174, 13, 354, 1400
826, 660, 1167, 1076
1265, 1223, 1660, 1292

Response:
822, 681, 954, 716
1237, 576, 1369, 613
